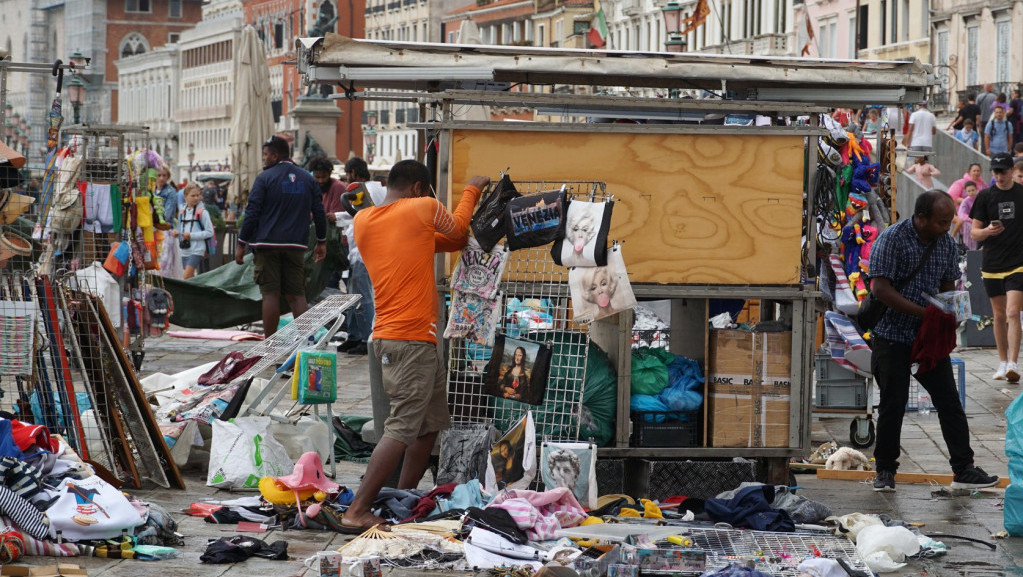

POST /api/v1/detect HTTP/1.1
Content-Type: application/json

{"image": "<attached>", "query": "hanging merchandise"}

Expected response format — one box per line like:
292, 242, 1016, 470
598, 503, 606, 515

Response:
504, 190, 565, 251
551, 199, 614, 267
437, 422, 496, 485
102, 241, 130, 278
84, 183, 121, 234
471, 174, 521, 252
0, 231, 33, 269
290, 350, 338, 404
46, 475, 146, 541
144, 287, 174, 336
451, 238, 508, 299
47, 156, 83, 234
484, 335, 553, 406
540, 441, 597, 508
444, 289, 502, 347
0, 301, 35, 376
484, 411, 537, 493
569, 245, 637, 323
823, 312, 872, 376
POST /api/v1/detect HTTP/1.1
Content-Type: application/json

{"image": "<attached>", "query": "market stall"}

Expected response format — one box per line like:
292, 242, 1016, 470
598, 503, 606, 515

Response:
297, 34, 933, 486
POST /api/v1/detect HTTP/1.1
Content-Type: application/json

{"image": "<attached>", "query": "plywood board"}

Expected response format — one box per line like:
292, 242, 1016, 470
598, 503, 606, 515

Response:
448, 129, 805, 285
816, 468, 1010, 488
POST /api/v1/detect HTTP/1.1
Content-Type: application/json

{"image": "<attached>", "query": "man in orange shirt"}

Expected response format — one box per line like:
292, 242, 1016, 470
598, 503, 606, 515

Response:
342, 160, 489, 531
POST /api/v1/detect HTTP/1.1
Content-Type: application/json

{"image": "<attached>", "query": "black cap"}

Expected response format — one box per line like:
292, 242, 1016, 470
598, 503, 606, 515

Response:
991, 153, 1014, 171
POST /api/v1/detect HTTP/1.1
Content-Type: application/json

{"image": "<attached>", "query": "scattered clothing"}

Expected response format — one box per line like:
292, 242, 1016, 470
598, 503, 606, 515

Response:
705, 484, 795, 532
463, 506, 530, 545
489, 488, 587, 541
200, 536, 288, 564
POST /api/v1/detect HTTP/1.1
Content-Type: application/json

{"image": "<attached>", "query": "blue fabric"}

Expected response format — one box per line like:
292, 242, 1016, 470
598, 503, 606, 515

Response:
705, 485, 795, 532
0, 420, 24, 460
238, 160, 327, 250
659, 355, 704, 412
869, 219, 960, 345
433, 479, 487, 515
347, 260, 375, 341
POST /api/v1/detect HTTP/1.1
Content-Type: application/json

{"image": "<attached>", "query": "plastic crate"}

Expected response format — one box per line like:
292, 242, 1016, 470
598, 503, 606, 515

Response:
817, 380, 869, 409
630, 411, 701, 448
907, 357, 966, 412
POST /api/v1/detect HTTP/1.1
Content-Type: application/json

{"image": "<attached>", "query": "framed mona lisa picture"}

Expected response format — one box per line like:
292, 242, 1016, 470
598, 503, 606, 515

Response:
484, 335, 552, 406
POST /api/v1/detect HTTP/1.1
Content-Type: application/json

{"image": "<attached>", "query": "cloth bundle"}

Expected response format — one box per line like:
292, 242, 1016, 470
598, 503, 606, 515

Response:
488, 487, 587, 541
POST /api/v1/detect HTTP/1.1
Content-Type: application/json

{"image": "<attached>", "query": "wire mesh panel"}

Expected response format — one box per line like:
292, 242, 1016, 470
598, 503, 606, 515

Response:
446, 180, 608, 442
687, 526, 871, 576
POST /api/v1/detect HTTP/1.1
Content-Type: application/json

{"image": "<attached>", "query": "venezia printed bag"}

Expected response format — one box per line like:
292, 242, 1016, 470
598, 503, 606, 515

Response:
451, 238, 508, 300
504, 191, 565, 251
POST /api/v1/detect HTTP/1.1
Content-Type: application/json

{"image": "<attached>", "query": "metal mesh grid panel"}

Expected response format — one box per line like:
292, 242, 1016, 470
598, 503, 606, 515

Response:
646, 460, 756, 500
594, 458, 625, 495
687, 527, 871, 576
446, 180, 608, 442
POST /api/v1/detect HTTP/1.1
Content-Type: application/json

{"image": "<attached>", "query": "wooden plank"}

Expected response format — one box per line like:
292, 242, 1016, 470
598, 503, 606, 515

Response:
816, 468, 1010, 488
447, 129, 806, 285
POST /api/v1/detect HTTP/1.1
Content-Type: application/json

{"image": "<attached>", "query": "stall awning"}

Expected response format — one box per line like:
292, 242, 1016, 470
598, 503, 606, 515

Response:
0, 141, 26, 169
298, 34, 934, 106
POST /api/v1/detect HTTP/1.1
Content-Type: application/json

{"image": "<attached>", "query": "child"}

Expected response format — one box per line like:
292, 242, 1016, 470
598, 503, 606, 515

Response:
864, 109, 881, 134
953, 181, 979, 250
172, 183, 214, 280
985, 105, 1014, 156
1016, 160, 1023, 186
956, 119, 980, 150
905, 155, 941, 189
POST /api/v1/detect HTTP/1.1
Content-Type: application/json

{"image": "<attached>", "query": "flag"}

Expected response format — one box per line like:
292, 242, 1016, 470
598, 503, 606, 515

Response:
801, 14, 815, 56
678, 0, 711, 36
588, 7, 609, 48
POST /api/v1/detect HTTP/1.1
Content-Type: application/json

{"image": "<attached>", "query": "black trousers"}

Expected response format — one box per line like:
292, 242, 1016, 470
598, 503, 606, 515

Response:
870, 336, 974, 474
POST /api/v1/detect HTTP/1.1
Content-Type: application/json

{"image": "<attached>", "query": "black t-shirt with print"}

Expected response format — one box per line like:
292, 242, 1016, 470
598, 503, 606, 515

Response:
970, 182, 1023, 272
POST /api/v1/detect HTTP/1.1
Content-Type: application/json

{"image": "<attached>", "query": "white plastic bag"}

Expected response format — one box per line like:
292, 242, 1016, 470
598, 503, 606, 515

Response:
272, 416, 332, 462
207, 416, 294, 490
825, 512, 883, 542
855, 525, 920, 572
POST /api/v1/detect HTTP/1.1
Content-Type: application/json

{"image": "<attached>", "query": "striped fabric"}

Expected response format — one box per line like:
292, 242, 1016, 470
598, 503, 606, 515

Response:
0, 457, 43, 501
489, 488, 587, 541
824, 311, 872, 377
828, 255, 861, 315
0, 486, 50, 540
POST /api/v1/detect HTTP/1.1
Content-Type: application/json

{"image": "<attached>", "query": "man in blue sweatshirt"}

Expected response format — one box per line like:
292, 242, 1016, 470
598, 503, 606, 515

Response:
236, 136, 327, 337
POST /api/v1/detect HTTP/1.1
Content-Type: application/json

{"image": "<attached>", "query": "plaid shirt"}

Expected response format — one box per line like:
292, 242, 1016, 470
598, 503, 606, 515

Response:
869, 219, 960, 345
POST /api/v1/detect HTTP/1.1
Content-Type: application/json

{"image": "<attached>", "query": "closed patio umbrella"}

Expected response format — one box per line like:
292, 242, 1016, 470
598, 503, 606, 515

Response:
228, 25, 274, 207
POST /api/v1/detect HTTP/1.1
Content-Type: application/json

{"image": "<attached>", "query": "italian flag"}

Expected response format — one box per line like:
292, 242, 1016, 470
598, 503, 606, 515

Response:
588, 7, 609, 48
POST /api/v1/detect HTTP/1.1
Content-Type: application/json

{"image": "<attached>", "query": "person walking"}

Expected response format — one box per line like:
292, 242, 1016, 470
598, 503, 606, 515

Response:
869, 190, 999, 492
236, 136, 327, 338
971, 154, 1023, 382
903, 102, 937, 159
154, 164, 178, 229
308, 155, 349, 299
985, 105, 1014, 157
1009, 89, 1023, 149
172, 183, 214, 280
955, 119, 980, 151
977, 83, 997, 128
339, 161, 488, 532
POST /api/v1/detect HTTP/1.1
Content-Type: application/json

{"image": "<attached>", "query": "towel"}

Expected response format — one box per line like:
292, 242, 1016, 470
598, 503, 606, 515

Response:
911, 306, 957, 375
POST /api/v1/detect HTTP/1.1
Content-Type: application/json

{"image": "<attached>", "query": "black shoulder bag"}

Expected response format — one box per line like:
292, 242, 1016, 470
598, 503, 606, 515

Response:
856, 241, 937, 331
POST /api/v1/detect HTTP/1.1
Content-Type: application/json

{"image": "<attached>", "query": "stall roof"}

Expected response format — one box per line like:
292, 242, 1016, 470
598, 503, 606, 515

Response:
299, 34, 934, 106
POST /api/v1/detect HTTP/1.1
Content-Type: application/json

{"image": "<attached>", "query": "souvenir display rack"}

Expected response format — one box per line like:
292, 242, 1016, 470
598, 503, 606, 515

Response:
445, 180, 609, 443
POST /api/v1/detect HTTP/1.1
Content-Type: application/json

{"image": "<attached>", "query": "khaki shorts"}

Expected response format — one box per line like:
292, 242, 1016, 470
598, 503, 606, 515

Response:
253, 248, 305, 296
374, 339, 450, 446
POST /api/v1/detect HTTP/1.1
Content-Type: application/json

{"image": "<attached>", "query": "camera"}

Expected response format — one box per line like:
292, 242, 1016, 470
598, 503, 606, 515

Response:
179, 237, 191, 250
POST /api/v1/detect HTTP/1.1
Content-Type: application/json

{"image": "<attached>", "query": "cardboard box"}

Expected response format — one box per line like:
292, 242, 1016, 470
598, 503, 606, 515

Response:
1, 565, 87, 577
708, 330, 792, 448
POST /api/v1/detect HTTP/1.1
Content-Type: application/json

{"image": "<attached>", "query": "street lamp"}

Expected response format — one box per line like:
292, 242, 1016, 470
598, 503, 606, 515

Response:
364, 130, 377, 164
67, 76, 86, 124
188, 142, 195, 181
662, 0, 687, 53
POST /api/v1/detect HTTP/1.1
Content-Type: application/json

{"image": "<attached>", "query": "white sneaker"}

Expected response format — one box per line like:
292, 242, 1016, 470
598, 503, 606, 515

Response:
994, 362, 1008, 380
1008, 362, 1021, 384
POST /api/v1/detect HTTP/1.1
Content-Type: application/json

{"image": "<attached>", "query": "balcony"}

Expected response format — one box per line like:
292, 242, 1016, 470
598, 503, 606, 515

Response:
700, 38, 754, 55
752, 33, 789, 56
958, 82, 1023, 102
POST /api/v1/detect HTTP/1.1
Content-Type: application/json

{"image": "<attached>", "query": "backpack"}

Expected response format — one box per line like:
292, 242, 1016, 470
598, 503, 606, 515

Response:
178, 203, 218, 256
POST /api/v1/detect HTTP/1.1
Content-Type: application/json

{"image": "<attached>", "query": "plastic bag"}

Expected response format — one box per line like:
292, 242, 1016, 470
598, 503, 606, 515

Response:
197, 352, 261, 386
1005, 393, 1023, 535
658, 355, 704, 412
855, 525, 920, 572
207, 417, 294, 490
631, 347, 671, 396
579, 343, 616, 446
471, 175, 520, 252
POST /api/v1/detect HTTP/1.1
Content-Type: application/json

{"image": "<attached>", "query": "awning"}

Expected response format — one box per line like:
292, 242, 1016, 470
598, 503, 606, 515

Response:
0, 141, 26, 168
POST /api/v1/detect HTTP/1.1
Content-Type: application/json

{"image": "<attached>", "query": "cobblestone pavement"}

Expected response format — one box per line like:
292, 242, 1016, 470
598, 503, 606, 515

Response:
12, 334, 1021, 575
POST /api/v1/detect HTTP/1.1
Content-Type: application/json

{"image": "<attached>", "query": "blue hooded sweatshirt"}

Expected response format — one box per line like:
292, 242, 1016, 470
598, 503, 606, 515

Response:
238, 159, 327, 250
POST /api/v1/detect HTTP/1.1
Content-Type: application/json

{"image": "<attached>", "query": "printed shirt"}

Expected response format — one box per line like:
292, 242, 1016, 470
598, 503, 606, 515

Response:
869, 219, 960, 345
354, 185, 481, 343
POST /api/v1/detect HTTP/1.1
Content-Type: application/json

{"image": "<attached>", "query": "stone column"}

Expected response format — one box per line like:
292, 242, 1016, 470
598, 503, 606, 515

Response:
289, 96, 343, 164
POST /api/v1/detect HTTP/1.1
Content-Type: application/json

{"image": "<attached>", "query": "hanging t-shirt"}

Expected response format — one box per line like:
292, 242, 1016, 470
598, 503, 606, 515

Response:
969, 182, 1023, 274
83, 183, 120, 234
73, 262, 121, 328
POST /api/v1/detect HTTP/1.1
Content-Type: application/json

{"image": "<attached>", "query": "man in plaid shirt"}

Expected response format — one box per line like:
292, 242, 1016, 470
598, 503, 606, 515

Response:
868, 190, 998, 492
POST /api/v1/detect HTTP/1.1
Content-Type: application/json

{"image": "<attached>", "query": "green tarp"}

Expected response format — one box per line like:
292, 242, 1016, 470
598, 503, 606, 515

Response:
162, 225, 346, 328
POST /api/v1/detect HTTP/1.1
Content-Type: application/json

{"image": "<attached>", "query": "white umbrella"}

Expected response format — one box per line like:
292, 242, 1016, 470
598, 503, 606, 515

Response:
229, 25, 274, 207
458, 19, 482, 45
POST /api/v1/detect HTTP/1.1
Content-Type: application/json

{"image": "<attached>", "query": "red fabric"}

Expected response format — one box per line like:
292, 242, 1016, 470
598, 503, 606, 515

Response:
322, 179, 346, 215
10, 420, 59, 453
402, 482, 457, 522
911, 306, 957, 375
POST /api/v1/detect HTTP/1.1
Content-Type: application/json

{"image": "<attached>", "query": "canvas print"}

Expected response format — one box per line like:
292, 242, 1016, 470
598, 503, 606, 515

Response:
504, 191, 564, 250
569, 246, 638, 323
552, 200, 613, 268
484, 411, 536, 492
540, 441, 598, 508
445, 290, 502, 346
451, 238, 508, 299
484, 335, 552, 406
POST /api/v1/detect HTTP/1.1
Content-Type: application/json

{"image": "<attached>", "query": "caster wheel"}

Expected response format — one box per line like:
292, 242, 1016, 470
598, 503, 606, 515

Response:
849, 418, 876, 448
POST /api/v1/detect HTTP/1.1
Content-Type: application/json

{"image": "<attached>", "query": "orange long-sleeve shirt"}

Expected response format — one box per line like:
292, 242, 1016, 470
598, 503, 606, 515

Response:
354, 185, 481, 343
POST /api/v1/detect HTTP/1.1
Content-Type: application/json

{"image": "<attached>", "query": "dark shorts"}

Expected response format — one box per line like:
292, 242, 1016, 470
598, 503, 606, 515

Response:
253, 249, 306, 296
983, 272, 1023, 297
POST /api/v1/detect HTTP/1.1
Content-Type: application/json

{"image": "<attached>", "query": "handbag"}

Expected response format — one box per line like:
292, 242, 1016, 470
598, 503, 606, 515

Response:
856, 241, 936, 331
471, 175, 520, 252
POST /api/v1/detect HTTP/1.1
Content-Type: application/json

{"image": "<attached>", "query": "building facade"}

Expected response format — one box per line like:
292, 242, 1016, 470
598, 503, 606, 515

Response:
115, 46, 180, 175
854, 0, 928, 62
931, 0, 1023, 110
793, 0, 860, 60
175, 0, 244, 177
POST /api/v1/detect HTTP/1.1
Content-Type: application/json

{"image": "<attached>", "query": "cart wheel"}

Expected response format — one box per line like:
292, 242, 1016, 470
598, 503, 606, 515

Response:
849, 418, 876, 448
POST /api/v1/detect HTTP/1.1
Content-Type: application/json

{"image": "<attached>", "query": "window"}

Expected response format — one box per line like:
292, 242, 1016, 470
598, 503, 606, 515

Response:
776, 0, 786, 34
125, 0, 151, 13
513, 21, 522, 43
857, 4, 868, 50
722, 0, 732, 39
538, 23, 545, 46
879, 0, 886, 45
274, 22, 284, 49
169, 0, 182, 18
889, 0, 896, 44
817, 17, 836, 58
119, 33, 149, 58
996, 20, 1010, 82
168, 32, 180, 44
847, 11, 856, 58
556, 20, 564, 46
900, 0, 908, 40
966, 24, 978, 86
525, 23, 534, 42
936, 28, 949, 94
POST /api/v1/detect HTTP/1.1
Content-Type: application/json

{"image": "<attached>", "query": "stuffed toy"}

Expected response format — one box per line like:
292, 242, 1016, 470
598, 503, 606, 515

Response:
857, 223, 880, 275
851, 162, 880, 197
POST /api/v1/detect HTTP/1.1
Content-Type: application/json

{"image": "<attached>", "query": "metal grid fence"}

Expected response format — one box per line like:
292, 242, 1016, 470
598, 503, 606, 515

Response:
446, 180, 608, 442
687, 526, 872, 576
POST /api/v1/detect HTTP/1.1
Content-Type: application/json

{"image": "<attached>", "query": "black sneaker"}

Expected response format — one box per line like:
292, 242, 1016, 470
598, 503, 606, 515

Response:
873, 470, 896, 492
337, 340, 362, 353
347, 343, 368, 355
951, 467, 999, 490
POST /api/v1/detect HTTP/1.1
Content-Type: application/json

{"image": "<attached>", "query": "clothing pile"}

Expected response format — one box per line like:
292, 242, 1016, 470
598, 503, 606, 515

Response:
0, 416, 181, 564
